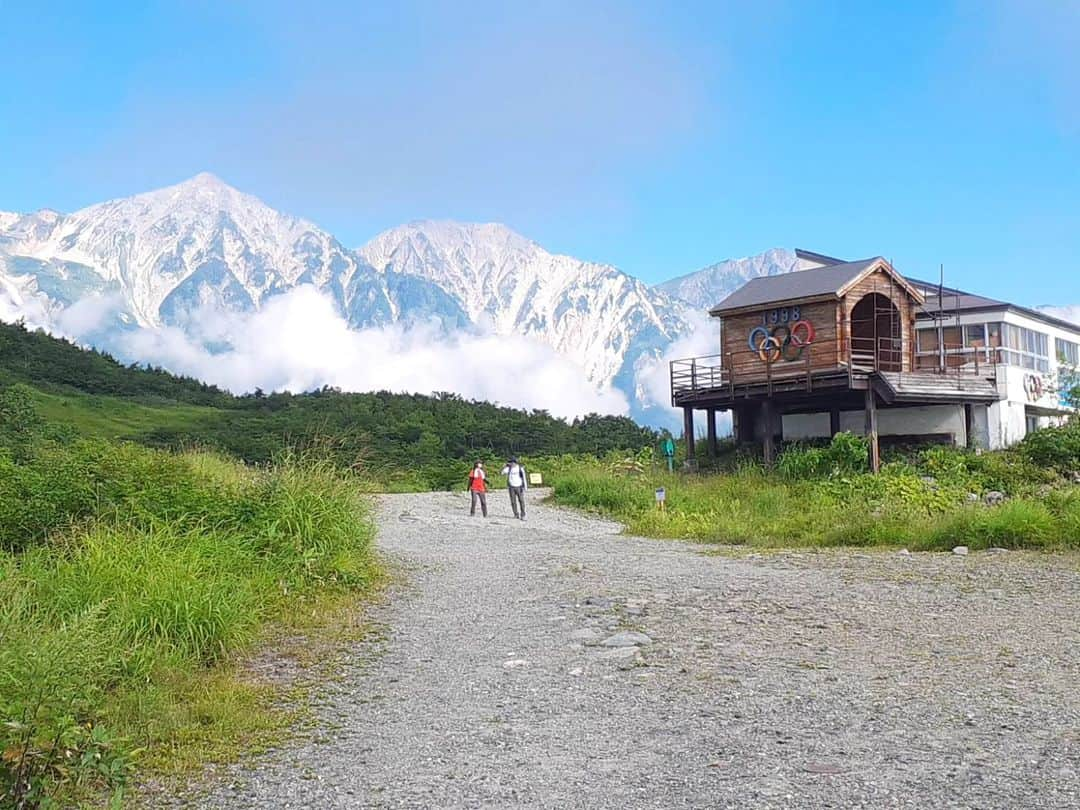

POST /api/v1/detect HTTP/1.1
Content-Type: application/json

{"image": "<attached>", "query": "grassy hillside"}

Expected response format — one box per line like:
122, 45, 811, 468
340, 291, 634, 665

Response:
0, 321, 659, 488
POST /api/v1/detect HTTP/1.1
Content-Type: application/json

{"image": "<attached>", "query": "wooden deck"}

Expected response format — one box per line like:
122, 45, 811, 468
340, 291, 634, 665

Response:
670, 353, 999, 409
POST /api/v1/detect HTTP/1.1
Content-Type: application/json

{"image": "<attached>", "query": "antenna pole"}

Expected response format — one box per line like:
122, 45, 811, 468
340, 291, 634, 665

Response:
938, 264, 945, 371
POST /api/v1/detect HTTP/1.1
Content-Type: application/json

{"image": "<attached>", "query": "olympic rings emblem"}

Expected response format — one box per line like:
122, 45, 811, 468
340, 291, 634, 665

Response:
748, 320, 816, 363
1023, 374, 1044, 402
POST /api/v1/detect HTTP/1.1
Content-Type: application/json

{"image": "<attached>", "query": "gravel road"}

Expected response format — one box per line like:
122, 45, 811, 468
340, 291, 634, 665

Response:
198, 489, 1080, 809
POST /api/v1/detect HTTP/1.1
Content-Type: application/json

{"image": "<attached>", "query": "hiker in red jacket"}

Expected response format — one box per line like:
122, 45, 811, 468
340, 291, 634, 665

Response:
468, 460, 488, 517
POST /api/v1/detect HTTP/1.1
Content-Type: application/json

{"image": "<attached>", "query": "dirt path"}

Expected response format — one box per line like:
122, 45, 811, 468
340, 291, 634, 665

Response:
198, 490, 1080, 809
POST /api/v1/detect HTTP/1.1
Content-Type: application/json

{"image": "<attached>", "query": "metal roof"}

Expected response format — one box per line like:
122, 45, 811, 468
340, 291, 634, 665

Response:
793, 248, 846, 265
908, 277, 1080, 334
709, 258, 882, 314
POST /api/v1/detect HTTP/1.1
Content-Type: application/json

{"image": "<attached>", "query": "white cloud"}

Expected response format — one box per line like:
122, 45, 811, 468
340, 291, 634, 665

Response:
55, 292, 125, 335
0, 280, 52, 331
633, 310, 732, 435
1, 285, 628, 421
1039, 305, 1080, 326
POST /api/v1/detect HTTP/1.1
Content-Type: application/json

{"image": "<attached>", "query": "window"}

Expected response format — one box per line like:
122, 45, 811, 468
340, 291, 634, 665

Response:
964, 324, 986, 348
996, 324, 1049, 372
916, 328, 939, 353
916, 323, 992, 368
1057, 338, 1080, 368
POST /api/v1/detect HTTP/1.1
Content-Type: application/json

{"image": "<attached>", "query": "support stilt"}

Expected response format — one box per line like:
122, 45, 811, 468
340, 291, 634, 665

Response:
830, 407, 841, 437
683, 407, 696, 466
706, 408, 718, 458
865, 388, 880, 473
762, 401, 777, 467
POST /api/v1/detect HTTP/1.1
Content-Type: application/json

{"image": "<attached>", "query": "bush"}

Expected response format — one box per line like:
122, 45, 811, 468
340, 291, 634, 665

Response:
778, 432, 869, 479
1018, 420, 1080, 472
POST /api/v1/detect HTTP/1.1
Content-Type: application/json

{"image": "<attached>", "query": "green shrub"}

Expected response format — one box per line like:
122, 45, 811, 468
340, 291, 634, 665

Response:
778, 432, 868, 479
1018, 420, 1080, 472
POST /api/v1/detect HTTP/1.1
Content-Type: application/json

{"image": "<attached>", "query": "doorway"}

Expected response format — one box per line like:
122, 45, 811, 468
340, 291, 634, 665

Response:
850, 293, 902, 371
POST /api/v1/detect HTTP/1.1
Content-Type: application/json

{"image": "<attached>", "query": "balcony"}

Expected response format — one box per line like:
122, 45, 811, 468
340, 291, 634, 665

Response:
671, 336, 999, 407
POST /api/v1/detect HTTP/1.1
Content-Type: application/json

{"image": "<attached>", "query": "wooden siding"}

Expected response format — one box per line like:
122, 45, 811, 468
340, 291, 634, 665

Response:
839, 268, 917, 372
719, 299, 841, 382
714, 266, 921, 383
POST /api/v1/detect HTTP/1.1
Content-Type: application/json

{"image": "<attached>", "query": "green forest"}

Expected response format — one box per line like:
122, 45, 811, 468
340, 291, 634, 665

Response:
0, 321, 660, 488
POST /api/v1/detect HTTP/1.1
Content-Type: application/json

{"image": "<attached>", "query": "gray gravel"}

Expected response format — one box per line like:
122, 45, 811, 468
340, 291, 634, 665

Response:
196, 489, 1080, 809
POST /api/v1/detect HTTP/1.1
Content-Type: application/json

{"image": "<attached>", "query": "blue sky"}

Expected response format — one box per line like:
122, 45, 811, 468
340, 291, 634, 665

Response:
1, 0, 1077, 305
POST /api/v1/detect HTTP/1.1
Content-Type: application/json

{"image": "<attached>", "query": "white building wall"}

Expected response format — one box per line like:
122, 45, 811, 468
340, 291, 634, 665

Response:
914, 307, 1080, 447
782, 404, 967, 444
783, 413, 830, 439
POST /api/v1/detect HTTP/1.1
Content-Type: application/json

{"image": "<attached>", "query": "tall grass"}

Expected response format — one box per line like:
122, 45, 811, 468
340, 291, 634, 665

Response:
549, 438, 1079, 552
0, 441, 379, 807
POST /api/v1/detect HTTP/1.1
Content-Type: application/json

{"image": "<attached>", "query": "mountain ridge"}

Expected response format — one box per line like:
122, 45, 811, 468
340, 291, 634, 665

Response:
0, 173, 804, 417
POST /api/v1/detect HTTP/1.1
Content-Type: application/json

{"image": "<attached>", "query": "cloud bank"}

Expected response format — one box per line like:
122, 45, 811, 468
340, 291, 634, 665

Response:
0, 285, 629, 420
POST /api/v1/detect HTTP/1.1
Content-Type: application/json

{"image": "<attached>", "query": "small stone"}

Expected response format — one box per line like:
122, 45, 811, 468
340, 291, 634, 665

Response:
986, 547, 1009, 554
583, 596, 613, 608
953, 546, 969, 556
596, 647, 641, 668
599, 631, 653, 648
984, 491, 1005, 506
597, 646, 639, 660
568, 667, 584, 677
966, 493, 980, 503
898, 548, 911, 556
502, 659, 528, 669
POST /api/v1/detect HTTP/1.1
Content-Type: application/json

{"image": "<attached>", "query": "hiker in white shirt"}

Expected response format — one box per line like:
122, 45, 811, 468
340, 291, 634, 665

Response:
501, 457, 528, 520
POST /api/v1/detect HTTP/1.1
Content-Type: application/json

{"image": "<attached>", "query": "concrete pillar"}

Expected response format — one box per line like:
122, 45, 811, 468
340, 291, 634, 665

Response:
829, 407, 841, 437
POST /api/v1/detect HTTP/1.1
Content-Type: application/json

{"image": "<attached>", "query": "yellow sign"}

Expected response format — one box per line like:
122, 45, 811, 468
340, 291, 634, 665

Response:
528, 472, 543, 486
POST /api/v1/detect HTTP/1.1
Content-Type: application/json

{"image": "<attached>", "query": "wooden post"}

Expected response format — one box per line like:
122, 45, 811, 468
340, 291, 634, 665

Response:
706, 408, 718, 458
864, 388, 880, 473
964, 403, 974, 449
829, 408, 841, 437
762, 400, 776, 467
683, 407, 696, 466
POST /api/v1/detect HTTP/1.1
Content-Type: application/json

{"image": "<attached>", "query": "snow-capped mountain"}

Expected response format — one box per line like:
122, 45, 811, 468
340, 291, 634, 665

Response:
656, 248, 799, 310
0, 174, 467, 332
0, 173, 801, 418
359, 221, 687, 388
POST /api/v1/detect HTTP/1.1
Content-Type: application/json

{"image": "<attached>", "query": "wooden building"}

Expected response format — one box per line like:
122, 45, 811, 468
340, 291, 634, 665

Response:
670, 252, 1003, 471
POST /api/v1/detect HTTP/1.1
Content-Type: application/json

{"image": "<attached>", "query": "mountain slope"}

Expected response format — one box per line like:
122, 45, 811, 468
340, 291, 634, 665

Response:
657, 247, 798, 310
359, 221, 688, 387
